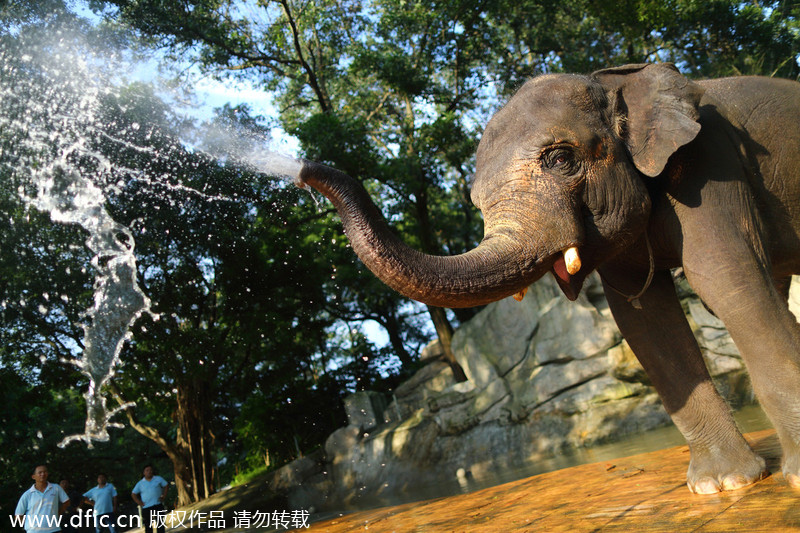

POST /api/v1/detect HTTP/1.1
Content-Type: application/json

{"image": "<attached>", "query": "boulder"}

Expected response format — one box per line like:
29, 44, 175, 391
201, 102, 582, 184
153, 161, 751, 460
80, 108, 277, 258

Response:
384, 354, 456, 424
344, 391, 387, 431
450, 275, 619, 387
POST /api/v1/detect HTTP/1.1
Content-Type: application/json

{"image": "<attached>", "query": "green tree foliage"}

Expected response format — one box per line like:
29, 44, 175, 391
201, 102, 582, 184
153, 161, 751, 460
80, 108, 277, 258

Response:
0, 366, 161, 520
486, 0, 799, 88
0, 367, 164, 512
96, 0, 503, 380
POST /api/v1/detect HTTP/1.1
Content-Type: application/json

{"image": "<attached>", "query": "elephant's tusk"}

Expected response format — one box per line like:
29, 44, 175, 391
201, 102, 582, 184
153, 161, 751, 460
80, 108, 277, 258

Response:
513, 287, 529, 302
564, 246, 581, 275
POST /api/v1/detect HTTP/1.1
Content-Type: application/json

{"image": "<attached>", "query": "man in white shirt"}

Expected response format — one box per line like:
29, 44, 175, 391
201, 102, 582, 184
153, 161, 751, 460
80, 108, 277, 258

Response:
15, 465, 71, 533
83, 473, 118, 533
131, 465, 168, 533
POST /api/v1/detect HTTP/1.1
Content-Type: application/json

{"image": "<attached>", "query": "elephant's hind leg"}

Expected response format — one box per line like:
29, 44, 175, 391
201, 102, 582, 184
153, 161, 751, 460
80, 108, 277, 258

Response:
601, 266, 767, 494
685, 246, 800, 489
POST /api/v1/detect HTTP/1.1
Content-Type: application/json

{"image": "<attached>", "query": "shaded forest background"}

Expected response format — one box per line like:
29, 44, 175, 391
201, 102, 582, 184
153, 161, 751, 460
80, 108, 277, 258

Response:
1, 0, 798, 516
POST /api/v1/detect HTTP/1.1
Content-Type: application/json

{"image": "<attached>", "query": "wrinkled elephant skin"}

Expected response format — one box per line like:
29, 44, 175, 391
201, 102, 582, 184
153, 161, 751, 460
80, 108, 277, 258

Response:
296, 63, 800, 494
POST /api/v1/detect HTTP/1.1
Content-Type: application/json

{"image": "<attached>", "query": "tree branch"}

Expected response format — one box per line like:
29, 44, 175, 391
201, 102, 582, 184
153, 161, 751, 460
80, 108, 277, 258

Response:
279, 0, 330, 111
109, 382, 182, 457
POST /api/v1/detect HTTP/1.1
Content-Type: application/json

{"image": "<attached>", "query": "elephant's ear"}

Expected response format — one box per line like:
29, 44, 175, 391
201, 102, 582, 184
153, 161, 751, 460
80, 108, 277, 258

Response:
592, 63, 705, 178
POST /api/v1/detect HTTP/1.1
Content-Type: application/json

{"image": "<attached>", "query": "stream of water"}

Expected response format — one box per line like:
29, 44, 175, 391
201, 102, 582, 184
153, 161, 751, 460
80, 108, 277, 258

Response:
1, 30, 154, 445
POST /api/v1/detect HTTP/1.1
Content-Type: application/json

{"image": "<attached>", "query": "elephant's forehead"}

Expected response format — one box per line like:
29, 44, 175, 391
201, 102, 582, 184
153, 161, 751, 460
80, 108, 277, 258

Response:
472, 75, 607, 204
481, 75, 605, 150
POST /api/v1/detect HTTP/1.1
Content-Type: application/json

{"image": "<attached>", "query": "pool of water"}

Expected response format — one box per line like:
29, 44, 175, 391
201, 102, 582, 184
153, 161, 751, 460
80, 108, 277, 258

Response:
315, 404, 773, 519
461, 403, 772, 493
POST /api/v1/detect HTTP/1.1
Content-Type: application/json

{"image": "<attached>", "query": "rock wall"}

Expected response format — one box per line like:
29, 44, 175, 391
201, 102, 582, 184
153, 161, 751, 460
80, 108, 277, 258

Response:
272, 274, 800, 513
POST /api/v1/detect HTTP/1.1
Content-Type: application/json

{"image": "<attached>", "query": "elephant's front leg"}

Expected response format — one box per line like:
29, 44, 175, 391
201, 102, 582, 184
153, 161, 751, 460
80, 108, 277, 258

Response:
600, 266, 767, 493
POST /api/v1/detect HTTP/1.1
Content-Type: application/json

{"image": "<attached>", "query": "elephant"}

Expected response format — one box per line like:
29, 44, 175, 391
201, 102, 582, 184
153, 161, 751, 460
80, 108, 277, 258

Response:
295, 63, 800, 494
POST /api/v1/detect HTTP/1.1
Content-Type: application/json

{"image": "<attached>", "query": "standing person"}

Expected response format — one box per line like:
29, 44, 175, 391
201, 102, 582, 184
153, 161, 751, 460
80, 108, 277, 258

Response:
130, 465, 168, 533
15, 465, 71, 533
82, 474, 118, 533
58, 479, 82, 533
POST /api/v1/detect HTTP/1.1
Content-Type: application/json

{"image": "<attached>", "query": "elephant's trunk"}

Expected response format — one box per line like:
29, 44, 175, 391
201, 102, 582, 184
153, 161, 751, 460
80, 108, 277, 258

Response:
296, 160, 554, 308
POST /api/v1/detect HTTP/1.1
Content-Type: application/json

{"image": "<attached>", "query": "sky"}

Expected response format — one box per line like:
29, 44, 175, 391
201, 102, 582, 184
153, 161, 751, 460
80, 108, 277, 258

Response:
172, 74, 301, 156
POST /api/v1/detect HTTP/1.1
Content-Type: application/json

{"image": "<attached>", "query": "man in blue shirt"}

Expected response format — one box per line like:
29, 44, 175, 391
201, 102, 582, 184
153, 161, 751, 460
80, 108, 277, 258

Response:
15, 465, 71, 533
131, 465, 168, 533
82, 473, 118, 533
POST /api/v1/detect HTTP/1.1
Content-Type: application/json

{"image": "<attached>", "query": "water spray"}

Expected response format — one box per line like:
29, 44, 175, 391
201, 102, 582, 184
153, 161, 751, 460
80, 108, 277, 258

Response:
1, 32, 152, 446
0, 25, 306, 447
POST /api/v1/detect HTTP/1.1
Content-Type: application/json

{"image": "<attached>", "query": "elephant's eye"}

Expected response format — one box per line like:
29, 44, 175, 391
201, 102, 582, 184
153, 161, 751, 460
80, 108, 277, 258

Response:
541, 148, 578, 174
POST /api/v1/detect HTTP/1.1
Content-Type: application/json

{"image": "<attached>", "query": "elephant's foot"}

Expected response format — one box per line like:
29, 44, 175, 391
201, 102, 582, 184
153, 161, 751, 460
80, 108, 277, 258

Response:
687, 444, 768, 494
781, 439, 800, 488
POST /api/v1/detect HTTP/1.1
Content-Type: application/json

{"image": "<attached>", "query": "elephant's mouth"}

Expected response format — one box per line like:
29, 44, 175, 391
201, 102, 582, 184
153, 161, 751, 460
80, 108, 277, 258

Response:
551, 246, 584, 301
512, 245, 585, 302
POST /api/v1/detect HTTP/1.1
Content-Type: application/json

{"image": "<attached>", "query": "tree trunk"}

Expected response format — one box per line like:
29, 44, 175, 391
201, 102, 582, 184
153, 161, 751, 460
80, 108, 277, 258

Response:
175, 378, 216, 504
168, 453, 194, 508
413, 169, 467, 382
111, 381, 215, 508
427, 305, 467, 382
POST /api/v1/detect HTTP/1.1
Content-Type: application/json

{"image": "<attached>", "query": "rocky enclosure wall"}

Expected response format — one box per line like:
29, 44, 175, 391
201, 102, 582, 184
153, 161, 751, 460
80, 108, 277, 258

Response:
265, 275, 800, 513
